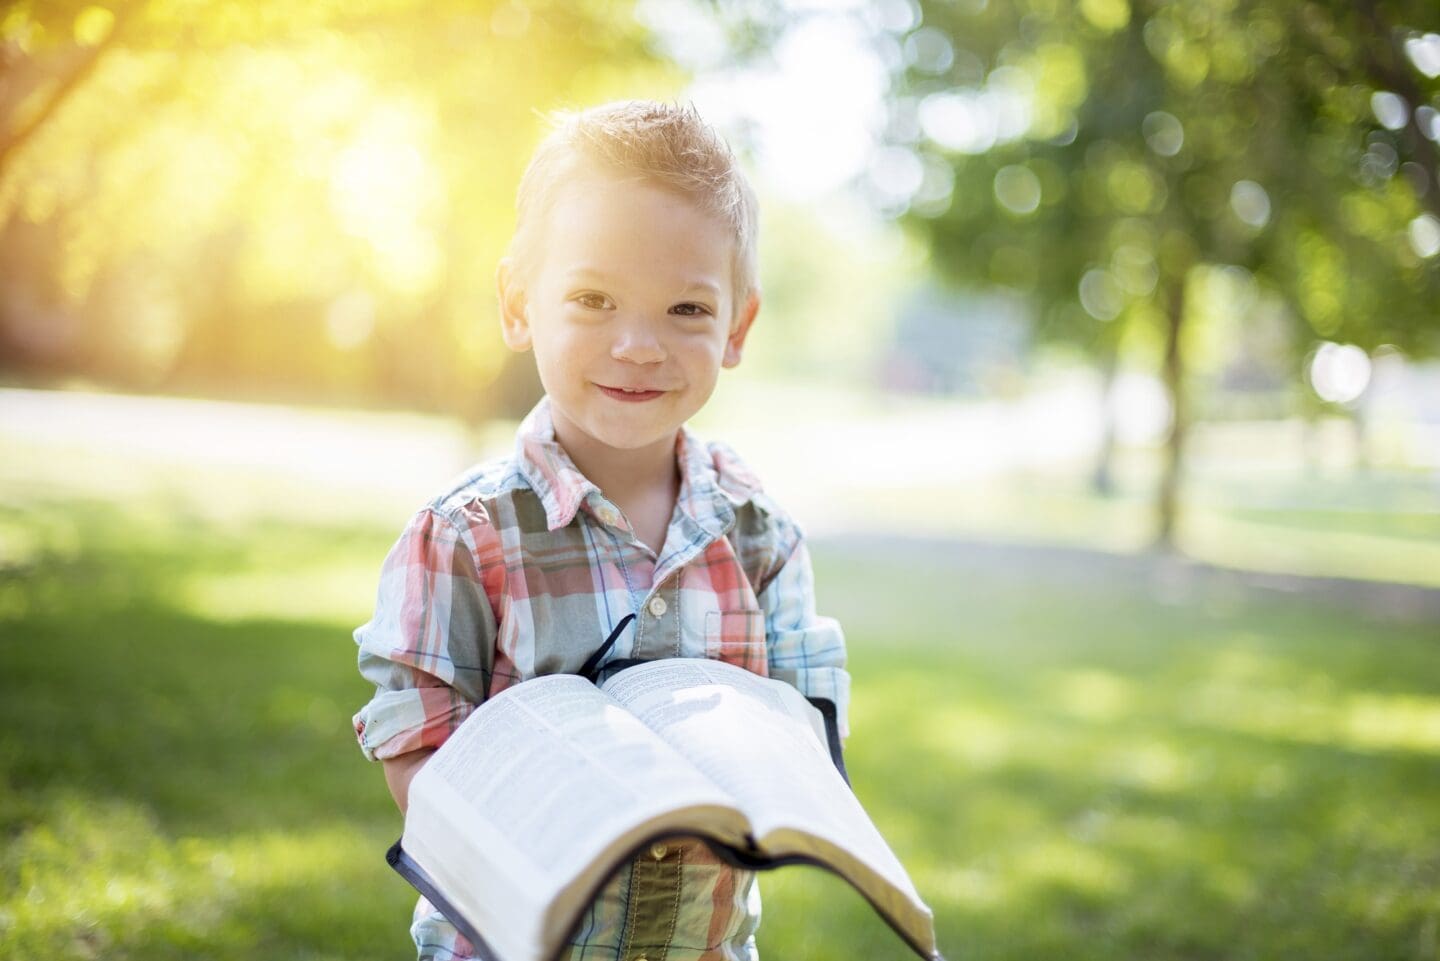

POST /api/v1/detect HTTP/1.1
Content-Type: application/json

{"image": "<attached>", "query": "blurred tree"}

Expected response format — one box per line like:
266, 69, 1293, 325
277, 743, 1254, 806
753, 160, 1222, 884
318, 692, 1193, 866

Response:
0, 0, 677, 418
885, 0, 1440, 547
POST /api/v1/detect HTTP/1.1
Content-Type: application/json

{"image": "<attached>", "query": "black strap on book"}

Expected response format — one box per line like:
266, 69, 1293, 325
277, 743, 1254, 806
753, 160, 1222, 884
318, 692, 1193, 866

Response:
578, 613, 636, 684
806, 696, 849, 785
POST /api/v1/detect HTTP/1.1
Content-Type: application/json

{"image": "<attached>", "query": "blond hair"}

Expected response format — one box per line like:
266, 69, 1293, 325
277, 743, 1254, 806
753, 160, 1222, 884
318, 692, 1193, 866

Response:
509, 100, 760, 311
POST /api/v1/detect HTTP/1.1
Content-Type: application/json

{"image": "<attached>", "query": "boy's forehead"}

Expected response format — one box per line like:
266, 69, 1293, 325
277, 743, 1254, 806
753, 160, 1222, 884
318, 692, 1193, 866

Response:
549, 162, 719, 227
533, 167, 737, 280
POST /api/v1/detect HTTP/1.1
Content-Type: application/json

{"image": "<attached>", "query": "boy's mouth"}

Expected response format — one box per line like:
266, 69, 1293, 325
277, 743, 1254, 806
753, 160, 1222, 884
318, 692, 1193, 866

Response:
597, 385, 667, 402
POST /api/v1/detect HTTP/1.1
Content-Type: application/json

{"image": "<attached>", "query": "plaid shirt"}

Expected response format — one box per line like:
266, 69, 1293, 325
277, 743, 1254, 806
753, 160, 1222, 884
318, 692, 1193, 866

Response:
353, 398, 850, 961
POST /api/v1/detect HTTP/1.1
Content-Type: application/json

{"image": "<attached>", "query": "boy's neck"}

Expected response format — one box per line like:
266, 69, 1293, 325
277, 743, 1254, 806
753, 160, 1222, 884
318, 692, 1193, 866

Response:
550, 413, 682, 511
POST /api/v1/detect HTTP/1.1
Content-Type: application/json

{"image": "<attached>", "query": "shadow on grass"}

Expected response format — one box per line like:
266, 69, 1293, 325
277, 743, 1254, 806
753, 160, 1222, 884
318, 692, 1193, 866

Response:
0, 497, 417, 960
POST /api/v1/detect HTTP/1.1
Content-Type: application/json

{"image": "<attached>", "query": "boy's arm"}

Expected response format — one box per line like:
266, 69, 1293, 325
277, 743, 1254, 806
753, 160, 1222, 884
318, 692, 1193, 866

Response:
353, 505, 502, 765
382, 748, 436, 815
759, 536, 851, 740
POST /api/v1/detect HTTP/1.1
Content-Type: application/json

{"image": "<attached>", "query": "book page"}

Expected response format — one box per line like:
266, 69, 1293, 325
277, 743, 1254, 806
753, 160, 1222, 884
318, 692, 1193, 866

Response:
403, 674, 750, 961
603, 658, 831, 750
602, 660, 936, 956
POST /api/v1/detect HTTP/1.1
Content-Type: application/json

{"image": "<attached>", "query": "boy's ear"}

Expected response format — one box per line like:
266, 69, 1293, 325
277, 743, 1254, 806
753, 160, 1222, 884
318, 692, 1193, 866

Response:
496, 258, 532, 352
722, 292, 760, 369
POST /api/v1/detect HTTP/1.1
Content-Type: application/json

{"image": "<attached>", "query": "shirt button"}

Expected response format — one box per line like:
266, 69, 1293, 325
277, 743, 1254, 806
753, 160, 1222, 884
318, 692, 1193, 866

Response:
596, 506, 619, 527
647, 596, 667, 617
650, 843, 669, 860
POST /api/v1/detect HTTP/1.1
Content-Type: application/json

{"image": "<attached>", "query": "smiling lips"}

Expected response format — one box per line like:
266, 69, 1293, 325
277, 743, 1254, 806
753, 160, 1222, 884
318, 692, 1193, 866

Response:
597, 384, 667, 402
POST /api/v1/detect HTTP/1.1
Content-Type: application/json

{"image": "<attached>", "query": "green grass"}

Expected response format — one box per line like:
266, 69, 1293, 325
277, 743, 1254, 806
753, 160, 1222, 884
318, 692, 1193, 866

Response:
2, 486, 1439, 960
807, 550, 1440, 960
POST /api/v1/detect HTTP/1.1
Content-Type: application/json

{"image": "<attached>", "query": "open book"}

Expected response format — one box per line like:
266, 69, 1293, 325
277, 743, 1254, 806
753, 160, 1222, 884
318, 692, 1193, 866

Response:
390, 658, 941, 961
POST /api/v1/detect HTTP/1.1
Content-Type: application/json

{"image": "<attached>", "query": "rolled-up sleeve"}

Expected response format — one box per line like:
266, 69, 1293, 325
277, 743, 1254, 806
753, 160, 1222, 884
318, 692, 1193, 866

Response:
759, 537, 851, 739
352, 505, 501, 761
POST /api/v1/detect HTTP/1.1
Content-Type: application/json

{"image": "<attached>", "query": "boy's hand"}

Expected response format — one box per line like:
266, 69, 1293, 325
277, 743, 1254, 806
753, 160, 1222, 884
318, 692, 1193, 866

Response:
382, 748, 436, 815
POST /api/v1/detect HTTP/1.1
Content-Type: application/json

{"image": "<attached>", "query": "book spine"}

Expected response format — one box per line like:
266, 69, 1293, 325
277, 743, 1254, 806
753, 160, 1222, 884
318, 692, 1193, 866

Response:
386, 841, 506, 961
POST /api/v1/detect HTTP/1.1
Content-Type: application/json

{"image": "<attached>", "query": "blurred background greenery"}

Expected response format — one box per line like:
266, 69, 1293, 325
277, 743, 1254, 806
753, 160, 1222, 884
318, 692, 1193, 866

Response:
1, 0, 1438, 958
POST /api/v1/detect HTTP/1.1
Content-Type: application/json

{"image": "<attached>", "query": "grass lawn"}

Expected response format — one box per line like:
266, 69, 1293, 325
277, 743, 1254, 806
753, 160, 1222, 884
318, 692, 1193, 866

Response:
2, 480, 1438, 959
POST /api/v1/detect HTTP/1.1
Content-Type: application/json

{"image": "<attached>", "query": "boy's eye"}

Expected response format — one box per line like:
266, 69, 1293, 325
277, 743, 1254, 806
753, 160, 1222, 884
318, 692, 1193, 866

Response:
573, 292, 613, 310
670, 303, 713, 318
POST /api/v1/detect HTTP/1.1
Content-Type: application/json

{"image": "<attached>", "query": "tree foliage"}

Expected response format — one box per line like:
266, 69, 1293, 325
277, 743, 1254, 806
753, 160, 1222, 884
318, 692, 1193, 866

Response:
882, 0, 1440, 543
890, 0, 1439, 345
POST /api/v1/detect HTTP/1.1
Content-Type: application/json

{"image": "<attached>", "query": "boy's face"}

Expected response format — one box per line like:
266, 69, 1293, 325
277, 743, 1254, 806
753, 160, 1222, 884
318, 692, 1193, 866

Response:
497, 167, 758, 458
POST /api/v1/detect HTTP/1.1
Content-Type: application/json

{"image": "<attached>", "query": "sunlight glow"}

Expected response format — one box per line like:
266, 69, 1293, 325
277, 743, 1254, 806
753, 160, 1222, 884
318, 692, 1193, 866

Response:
1053, 669, 1134, 721
688, 14, 887, 198
1105, 740, 1193, 792
329, 106, 445, 295
921, 706, 1013, 766
1185, 647, 1440, 756
1011, 838, 1131, 895
325, 290, 378, 350
1344, 694, 1440, 753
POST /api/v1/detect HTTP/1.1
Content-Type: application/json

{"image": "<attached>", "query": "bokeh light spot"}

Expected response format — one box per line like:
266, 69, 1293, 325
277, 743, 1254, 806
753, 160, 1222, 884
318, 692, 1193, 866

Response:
868, 146, 925, 214
993, 165, 1041, 215
1079, 0, 1130, 33
1370, 91, 1409, 131
910, 153, 955, 217
874, 0, 921, 34
904, 27, 955, 75
1308, 342, 1372, 405
1079, 268, 1124, 321
1417, 105, 1440, 143
1230, 180, 1271, 229
1111, 244, 1158, 296
1142, 110, 1184, 157
1404, 32, 1440, 78
1409, 213, 1440, 259
920, 91, 997, 154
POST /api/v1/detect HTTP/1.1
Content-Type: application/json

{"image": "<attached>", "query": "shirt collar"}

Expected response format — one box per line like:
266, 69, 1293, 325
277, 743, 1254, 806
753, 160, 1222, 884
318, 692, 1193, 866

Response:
515, 396, 762, 533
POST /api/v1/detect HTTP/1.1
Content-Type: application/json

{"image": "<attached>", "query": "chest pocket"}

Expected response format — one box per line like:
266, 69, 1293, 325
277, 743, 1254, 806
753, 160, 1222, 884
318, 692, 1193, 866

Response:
705, 609, 768, 676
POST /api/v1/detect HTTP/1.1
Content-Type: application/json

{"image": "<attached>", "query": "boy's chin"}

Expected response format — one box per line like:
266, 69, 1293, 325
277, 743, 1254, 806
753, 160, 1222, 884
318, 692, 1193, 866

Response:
588, 423, 683, 453
561, 408, 685, 454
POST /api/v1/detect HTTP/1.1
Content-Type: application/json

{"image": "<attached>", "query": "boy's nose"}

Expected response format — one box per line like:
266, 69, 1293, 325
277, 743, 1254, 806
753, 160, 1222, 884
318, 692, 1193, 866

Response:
610, 320, 667, 365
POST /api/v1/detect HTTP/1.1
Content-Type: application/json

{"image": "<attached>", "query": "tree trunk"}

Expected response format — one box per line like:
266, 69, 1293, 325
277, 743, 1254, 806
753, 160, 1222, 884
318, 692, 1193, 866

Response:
1352, 405, 1370, 475
0, 4, 137, 182
1154, 277, 1187, 550
1092, 343, 1120, 497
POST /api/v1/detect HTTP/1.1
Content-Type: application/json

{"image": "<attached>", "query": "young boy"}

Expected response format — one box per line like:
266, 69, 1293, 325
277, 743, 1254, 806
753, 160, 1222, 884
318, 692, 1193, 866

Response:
352, 100, 850, 961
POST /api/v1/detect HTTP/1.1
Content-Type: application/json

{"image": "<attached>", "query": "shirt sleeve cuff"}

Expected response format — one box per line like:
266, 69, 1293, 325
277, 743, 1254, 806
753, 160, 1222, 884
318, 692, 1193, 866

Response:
352, 687, 476, 761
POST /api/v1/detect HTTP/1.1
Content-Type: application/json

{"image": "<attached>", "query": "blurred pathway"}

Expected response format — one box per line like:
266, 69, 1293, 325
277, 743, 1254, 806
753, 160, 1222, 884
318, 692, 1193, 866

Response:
816, 532, 1440, 624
